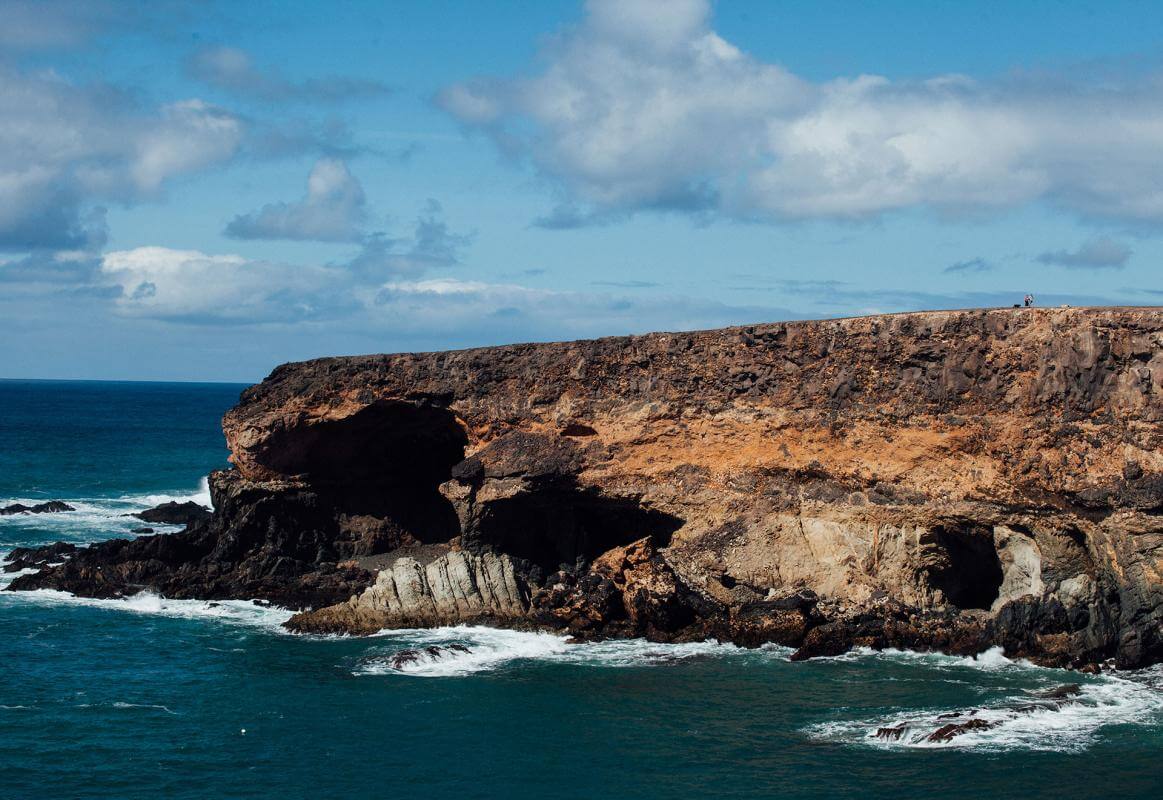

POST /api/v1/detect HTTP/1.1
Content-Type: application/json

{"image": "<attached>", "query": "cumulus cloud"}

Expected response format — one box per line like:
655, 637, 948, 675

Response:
90, 244, 780, 341
0, 66, 242, 251
225, 158, 367, 242
99, 246, 347, 323
1035, 236, 1132, 269
439, 0, 1163, 226
187, 45, 391, 103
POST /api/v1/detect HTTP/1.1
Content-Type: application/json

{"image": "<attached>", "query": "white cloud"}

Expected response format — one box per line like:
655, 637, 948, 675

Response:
225, 158, 367, 242
100, 246, 343, 322
92, 245, 780, 342
0, 66, 242, 250
439, 0, 1163, 225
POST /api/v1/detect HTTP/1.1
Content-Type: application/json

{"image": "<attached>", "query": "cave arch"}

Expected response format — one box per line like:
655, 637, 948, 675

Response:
921, 524, 1004, 610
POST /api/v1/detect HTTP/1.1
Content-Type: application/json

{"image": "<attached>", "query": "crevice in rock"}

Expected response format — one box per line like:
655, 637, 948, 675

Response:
921, 523, 1004, 610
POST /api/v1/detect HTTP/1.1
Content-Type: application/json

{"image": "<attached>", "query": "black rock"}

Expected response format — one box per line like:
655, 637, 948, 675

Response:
387, 644, 472, 669
3, 541, 78, 572
0, 501, 75, 516
132, 501, 211, 526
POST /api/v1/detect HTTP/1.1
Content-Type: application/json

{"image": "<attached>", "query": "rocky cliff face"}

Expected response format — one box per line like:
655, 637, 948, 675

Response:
11, 308, 1163, 668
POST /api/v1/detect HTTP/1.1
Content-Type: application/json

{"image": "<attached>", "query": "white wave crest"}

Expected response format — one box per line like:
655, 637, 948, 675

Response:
807, 674, 1163, 753
813, 645, 1026, 672
0, 478, 214, 550
353, 625, 789, 678
0, 587, 293, 631
117, 475, 213, 511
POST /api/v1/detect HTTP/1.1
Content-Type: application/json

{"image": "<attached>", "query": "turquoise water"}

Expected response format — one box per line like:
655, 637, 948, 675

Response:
2, 380, 1161, 799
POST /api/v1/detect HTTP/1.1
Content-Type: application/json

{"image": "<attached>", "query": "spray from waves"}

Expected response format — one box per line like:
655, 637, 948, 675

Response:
815, 645, 1025, 672
805, 662, 1163, 752
117, 475, 214, 511
0, 586, 293, 631
0, 476, 214, 548
353, 625, 792, 678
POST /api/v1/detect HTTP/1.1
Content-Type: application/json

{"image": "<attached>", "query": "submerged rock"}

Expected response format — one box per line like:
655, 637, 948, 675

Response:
0, 501, 74, 516
927, 718, 998, 742
387, 644, 472, 670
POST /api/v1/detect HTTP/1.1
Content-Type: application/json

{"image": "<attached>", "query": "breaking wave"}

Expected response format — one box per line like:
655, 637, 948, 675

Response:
0, 584, 293, 631
353, 625, 791, 678
0, 477, 213, 549
804, 651, 1163, 752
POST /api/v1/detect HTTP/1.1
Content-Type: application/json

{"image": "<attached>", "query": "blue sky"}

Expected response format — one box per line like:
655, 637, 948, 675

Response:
1, 0, 1161, 381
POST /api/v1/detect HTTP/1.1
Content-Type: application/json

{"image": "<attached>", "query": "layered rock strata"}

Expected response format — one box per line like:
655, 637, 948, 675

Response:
8, 307, 1163, 668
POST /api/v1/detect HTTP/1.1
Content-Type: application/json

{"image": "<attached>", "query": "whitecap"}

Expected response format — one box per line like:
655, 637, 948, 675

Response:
110, 702, 178, 715
0, 477, 213, 547
0, 587, 293, 631
806, 673, 1163, 753
353, 625, 789, 678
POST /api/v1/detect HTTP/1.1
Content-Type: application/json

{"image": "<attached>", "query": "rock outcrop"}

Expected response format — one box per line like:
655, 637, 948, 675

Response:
285, 550, 528, 634
1, 501, 74, 515
8, 307, 1163, 667
131, 501, 212, 526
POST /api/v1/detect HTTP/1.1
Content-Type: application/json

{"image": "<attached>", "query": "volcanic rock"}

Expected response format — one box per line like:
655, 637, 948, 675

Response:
8, 308, 1163, 667
0, 501, 74, 515
132, 501, 212, 526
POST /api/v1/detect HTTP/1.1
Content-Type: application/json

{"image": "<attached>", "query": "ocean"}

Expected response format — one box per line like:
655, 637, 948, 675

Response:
1, 379, 1161, 799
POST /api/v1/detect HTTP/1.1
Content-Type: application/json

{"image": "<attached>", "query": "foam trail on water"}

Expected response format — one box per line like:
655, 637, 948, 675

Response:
806, 671, 1163, 753
354, 625, 791, 677
817, 645, 1026, 672
0, 477, 213, 548
0, 584, 293, 631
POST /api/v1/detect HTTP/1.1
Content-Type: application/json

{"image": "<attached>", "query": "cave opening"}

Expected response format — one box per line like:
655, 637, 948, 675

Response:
463, 483, 684, 577
257, 400, 467, 546
923, 524, 1004, 610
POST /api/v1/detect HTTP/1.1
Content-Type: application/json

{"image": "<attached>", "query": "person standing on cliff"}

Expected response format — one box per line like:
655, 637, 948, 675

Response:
1024, 294, 1034, 307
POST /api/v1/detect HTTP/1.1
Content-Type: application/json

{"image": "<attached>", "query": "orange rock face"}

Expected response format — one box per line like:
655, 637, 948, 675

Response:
215, 307, 1163, 665
15, 308, 1163, 665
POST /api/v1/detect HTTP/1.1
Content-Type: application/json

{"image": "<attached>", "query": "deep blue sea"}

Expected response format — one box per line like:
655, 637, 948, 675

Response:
1, 380, 1161, 799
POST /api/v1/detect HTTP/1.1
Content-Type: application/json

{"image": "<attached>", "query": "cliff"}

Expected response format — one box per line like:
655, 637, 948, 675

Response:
11, 307, 1163, 668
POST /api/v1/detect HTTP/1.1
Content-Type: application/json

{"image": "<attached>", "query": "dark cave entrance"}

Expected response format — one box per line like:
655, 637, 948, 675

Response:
258, 400, 467, 545
462, 483, 684, 577
922, 524, 1004, 610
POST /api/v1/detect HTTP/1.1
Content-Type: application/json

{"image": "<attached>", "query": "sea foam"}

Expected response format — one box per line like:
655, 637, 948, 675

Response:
353, 625, 790, 678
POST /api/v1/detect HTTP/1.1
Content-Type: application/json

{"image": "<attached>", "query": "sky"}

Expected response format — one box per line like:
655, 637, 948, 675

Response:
1, 0, 1162, 381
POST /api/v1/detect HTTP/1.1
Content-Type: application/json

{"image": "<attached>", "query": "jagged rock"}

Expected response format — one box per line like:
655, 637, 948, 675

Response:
927, 718, 998, 742
8, 308, 1163, 667
132, 501, 211, 526
387, 644, 471, 670
0, 501, 74, 516
286, 550, 528, 634
3, 541, 77, 572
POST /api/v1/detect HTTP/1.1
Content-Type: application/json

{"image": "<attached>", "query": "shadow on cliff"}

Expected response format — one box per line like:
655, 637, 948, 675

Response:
463, 481, 685, 576
256, 399, 467, 545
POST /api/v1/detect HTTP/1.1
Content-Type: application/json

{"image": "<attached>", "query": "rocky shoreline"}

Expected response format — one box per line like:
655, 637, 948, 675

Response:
6, 308, 1162, 668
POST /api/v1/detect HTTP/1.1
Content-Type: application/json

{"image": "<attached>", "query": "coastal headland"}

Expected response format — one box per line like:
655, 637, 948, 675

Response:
10, 307, 1163, 668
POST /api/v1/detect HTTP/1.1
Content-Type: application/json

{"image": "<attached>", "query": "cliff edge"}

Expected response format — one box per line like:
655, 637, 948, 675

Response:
11, 307, 1163, 667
